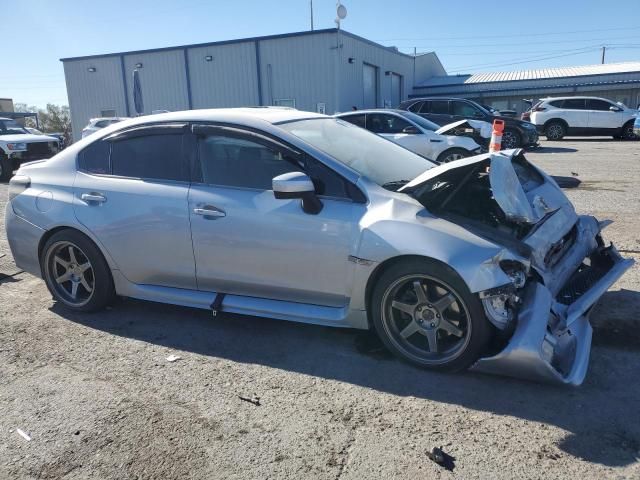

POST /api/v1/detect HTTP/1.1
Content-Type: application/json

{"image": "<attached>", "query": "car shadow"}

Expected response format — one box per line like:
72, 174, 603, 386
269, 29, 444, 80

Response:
51, 288, 640, 467
535, 147, 578, 154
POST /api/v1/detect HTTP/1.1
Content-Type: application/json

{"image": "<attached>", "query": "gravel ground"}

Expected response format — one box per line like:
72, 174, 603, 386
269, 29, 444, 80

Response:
1, 139, 639, 479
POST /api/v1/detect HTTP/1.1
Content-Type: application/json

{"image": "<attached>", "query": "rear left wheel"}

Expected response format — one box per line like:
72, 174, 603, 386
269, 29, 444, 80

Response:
370, 259, 492, 372
41, 230, 114, 312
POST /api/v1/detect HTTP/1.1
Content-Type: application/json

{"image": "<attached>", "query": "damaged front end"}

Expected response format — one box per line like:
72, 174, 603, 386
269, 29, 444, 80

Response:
400, 150, 634, 385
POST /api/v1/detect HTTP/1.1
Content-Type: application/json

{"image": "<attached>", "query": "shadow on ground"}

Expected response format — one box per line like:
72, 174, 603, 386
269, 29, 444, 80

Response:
535, 147, 578, 154
51, 288, 640, 468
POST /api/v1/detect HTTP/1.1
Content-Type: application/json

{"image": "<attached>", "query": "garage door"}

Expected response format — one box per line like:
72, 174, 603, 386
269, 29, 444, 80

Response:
391, 73, 402, 108
363, 63, 378, 108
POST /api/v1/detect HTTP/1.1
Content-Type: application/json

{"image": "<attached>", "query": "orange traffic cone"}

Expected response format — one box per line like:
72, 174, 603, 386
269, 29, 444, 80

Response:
489, 119, 505, 152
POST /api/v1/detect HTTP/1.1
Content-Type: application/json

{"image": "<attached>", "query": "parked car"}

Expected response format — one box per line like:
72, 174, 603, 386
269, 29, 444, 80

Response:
0, 117, 59, 181
336, 109, 484, 163
398, 97, 539, 149
5, 109, 633, 385
26, 128, 67, 150
81, 117, 127, 138
530, 96, 638, 140
481, 104, 517, 117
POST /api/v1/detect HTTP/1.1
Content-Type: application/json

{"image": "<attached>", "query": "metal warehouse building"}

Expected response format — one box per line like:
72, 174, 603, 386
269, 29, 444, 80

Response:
412, 62, 640, 115
61, 29, 445, 140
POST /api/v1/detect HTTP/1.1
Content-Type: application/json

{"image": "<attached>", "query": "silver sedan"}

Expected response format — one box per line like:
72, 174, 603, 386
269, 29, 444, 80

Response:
4, 108, 633, 385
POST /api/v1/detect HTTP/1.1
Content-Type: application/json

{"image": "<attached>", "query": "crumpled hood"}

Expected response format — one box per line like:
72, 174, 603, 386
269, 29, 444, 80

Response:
435, 119, 492, 139
0, 133, 59, 143
399, 149, 569, 225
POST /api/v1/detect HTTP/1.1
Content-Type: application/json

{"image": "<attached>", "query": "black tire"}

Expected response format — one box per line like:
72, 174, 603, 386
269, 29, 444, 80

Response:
545, 121, 565, 141
41, 229, 114, 312
436, 148, 470, 164
0, 154, 12, 182
621, 121, 637, 140
501, 129, 521, 149
370, 258, 492, 372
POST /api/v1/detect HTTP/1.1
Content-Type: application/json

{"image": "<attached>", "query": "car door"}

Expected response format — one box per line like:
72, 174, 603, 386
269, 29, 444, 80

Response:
73, 124, 196, 289
420, 99, 451, 125
187, 124, 365, 307
366, 113, 433, 158
586, 98, 623, 131
560, 98, 589, 130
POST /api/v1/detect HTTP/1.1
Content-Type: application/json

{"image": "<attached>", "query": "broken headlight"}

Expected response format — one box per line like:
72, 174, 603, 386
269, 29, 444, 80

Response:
479, 285, 519, 330
499, 260, 527, 288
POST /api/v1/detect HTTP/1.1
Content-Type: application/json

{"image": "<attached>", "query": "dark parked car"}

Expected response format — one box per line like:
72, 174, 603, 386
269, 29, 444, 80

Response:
398, 97, 539, 149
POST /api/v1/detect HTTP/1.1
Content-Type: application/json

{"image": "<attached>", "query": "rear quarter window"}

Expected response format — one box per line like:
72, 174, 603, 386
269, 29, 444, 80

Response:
78, 140, 110, 174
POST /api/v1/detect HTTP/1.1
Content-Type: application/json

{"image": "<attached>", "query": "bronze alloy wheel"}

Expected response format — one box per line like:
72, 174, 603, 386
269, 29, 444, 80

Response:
380, 274, 471, 365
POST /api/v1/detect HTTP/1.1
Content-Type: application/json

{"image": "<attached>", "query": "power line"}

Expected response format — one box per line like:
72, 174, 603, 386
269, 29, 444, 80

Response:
373, 25, 640, 42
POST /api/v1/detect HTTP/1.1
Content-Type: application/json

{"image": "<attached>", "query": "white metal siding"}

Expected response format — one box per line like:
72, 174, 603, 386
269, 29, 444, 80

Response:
123, 50, 189, 115
258, 33, 335, 113
63, 56, 126, 141
187, 42, 259, 108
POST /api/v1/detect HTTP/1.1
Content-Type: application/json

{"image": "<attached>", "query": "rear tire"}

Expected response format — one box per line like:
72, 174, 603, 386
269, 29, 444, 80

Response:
436, 148, 470, 164
0, 154, 12, 181
545, 121, 566, 140
41, 230, 114, 312
370, 258, 492, 372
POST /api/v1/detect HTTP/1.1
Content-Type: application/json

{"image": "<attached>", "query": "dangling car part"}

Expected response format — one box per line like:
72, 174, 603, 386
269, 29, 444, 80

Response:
435, 119, 492, 152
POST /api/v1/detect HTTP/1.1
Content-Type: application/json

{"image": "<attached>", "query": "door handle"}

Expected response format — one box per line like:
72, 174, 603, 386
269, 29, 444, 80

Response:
193, 206, 226, 218
81, 192, 107, 203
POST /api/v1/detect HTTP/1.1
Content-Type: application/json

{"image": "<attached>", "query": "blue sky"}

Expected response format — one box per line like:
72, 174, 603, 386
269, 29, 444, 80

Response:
3, 0, 640, 108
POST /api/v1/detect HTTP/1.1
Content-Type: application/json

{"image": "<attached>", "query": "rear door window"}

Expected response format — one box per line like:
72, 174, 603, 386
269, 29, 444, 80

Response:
562, 98, 586, 110
407, 101, 423, 113
430, 100, 449, 114
366, 114, 413, 134
110, 133, 187, 181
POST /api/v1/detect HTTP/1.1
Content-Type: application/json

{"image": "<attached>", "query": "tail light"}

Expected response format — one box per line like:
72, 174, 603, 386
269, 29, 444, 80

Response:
8, 175, 31, 202
532, 106, 547, 112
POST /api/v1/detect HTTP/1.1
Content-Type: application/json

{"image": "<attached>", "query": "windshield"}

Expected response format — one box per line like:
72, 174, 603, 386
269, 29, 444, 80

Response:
0, 119, 29, 135
279, 118, 436, 187
399, 111, 440, 131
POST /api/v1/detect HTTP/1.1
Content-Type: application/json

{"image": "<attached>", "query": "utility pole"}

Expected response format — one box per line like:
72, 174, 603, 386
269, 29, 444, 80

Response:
601, 46, 606, 64
310, 0, 314, 30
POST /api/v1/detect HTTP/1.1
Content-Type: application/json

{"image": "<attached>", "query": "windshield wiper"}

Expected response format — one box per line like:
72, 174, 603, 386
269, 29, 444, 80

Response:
381, 180, 411, 191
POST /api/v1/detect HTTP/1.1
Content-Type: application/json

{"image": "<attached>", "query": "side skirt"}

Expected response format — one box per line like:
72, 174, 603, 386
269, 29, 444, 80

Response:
111, 270, 369, 329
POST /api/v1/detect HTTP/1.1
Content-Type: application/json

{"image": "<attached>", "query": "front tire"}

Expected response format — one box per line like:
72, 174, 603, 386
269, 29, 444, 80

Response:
0, 154, 12, 181
41, 230, 114, 312
501, 129, 521, 149
370, 258, 492, 372
545, 121, 566, 140
436, 148, 470, 164
621, 121, 637, 140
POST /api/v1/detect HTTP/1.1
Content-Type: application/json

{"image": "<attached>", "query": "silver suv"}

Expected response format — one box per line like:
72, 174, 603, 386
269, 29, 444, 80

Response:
530, 96, 638, 140
5, 109, 633, 385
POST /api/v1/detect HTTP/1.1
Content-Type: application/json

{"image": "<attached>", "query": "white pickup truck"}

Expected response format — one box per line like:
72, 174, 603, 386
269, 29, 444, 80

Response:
0, 117, 59, 180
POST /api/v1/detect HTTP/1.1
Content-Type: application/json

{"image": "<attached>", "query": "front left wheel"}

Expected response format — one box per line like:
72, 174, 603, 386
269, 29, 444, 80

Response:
436, 148, 470, 164
41, 230, 114, 312
370, 258, 492, 372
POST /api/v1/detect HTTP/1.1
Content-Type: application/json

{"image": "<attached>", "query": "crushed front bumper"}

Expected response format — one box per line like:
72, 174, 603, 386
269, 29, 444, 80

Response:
472, 230, 633, 386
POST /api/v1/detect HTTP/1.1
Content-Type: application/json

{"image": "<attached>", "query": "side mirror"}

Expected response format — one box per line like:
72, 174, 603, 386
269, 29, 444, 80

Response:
610, 106, 622, 112
402, 125, 420, 134
272, 172, 323, 214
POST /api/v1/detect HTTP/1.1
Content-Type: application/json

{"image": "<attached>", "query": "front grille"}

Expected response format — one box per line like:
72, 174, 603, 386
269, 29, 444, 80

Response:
26, 142, 52, 156
556, 248, 615, 305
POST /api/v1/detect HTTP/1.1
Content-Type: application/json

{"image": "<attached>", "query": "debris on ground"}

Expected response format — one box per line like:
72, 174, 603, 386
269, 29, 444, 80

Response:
238, 395, 261, 406
551, 175, 581, 188
426, 446, 455, 471
166, 354, 181, 362
16, 428, 31, 441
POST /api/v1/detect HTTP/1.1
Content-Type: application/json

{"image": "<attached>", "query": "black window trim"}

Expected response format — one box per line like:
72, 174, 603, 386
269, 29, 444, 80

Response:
76, 122, 191, 184
189, 121, 365, 203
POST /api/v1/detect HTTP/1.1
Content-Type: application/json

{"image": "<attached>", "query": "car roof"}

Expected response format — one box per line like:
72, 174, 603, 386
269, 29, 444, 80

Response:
93, 108, 327, 129
540, 96, 613, 101
337, 109, 407, 116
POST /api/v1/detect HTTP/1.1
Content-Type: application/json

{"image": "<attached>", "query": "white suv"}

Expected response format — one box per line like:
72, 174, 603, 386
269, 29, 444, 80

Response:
530, 96, 638, 140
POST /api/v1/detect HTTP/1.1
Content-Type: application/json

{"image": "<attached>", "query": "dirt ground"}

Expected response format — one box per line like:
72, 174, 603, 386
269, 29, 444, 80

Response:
1, 138, 639, 480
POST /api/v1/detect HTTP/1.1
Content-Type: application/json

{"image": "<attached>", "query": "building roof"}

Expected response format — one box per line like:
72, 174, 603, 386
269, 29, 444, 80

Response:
60, 28, 418, 62
416, 61, 640, 88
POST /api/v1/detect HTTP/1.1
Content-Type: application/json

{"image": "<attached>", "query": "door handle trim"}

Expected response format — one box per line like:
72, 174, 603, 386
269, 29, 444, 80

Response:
193, 207, 226, 218
81, 192, 107, 203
